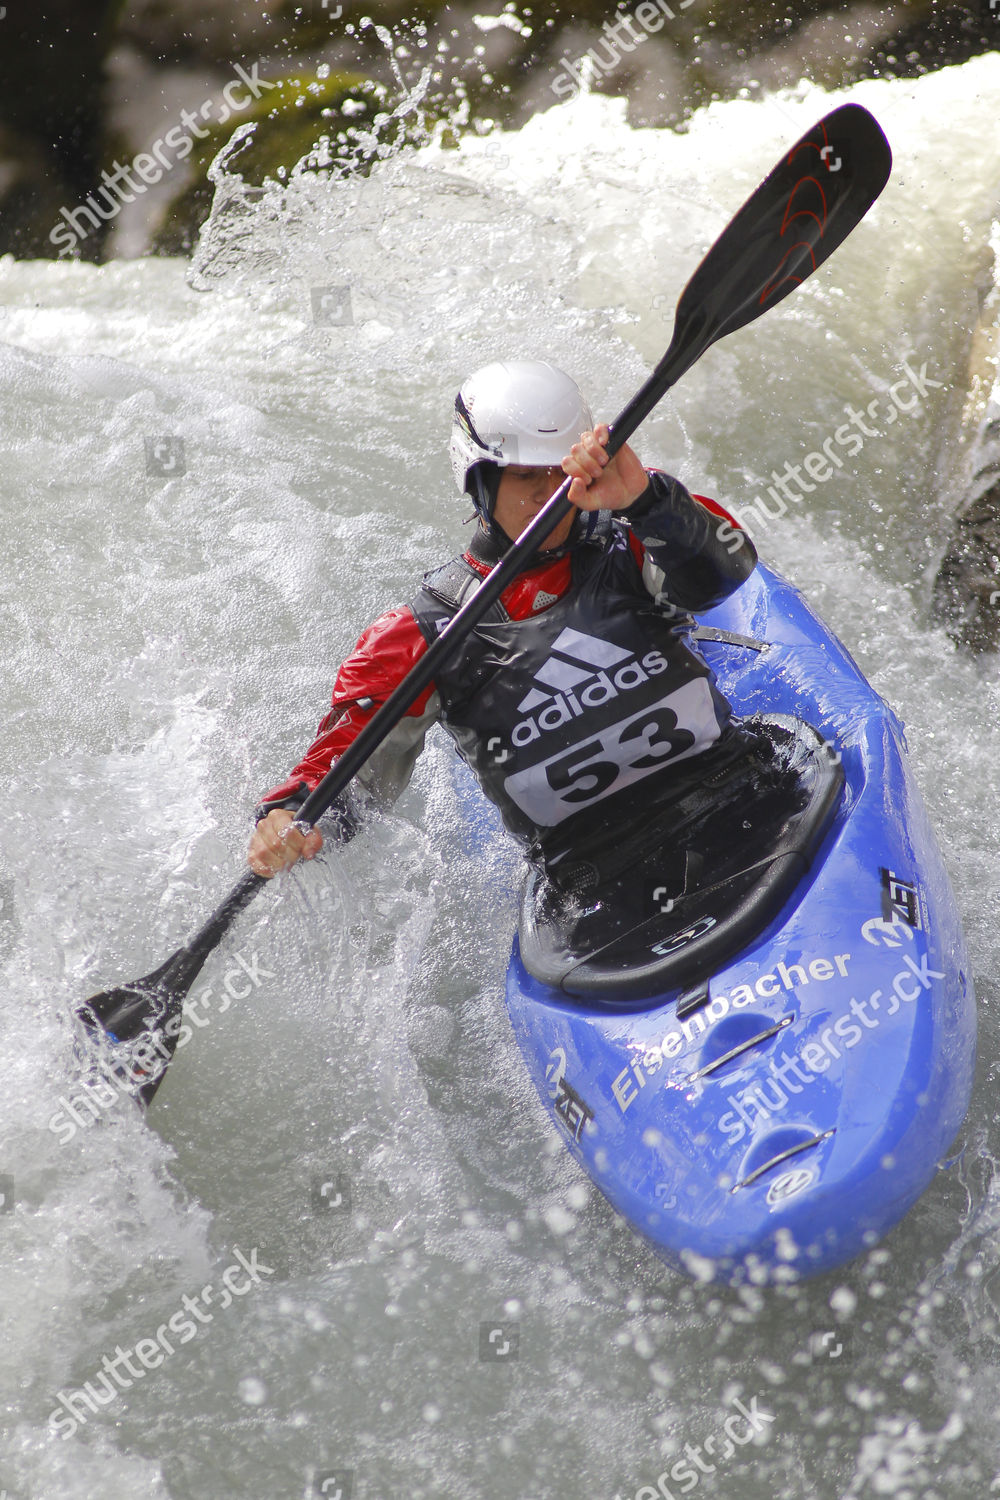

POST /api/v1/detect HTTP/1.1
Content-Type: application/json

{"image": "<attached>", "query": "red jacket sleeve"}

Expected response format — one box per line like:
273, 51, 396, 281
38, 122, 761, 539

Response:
257, 606, 437, 817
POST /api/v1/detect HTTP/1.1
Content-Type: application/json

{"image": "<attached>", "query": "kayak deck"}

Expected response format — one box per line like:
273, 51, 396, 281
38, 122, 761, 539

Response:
518, 714, 845, 1003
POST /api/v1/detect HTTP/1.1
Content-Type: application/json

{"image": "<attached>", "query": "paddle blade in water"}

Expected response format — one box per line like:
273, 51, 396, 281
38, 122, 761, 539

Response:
74, 868, 267, 1106
76, 956, 184, 1108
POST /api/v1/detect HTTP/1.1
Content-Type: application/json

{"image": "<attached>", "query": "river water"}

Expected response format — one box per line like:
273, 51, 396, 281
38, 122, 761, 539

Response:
2, 51, 1000, 1500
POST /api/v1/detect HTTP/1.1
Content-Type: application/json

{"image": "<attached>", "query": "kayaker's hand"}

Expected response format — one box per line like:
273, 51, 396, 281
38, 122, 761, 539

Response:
562, 424, 649, 511
248, 807, 323, 878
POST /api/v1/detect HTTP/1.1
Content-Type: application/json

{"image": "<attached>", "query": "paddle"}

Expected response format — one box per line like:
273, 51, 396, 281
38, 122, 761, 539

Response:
77, 101, 892, 1107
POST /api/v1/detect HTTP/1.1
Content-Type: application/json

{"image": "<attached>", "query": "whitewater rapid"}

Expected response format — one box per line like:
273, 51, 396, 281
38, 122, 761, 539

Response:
2, 49, 1000, 1500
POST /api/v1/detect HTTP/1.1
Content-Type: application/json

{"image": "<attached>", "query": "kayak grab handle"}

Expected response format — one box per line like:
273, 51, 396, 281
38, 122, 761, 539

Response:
686, 1014, 794, 1083
689, 627, 770, 652
731, 1128, 836, 1192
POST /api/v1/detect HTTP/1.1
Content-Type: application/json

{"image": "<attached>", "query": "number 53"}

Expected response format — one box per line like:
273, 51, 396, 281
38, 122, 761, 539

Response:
544, 707, 696, 805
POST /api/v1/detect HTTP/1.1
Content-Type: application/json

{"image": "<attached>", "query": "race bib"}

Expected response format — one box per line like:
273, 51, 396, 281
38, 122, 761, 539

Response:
502, 678, 719, 827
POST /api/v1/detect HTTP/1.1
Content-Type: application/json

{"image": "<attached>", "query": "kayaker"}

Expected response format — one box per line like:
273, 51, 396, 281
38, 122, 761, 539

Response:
247, 360, 760, 898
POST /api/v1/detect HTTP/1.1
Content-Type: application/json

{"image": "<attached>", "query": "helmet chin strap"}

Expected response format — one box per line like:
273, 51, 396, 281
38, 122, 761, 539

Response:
470, 461, 502, 523
581, 508, 599, 541
468, 460, 597, 555
468, 462, 513, 551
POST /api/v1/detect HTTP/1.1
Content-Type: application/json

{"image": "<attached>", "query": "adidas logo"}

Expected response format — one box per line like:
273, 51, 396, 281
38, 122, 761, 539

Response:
512, 627, 669, 747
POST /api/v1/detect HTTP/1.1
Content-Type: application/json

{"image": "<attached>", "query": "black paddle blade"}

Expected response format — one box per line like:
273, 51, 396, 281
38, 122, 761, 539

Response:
668, 103, 892, 383
77, 954, 186, 1108
74, 868, 267, 1108
604, 104, 891, 461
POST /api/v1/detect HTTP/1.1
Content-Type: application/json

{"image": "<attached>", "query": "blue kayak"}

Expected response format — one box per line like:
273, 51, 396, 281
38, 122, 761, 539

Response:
459, 561, 976, 1283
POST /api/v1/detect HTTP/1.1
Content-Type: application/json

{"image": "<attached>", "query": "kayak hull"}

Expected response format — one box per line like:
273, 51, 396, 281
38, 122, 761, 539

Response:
477, 563, 975, 1283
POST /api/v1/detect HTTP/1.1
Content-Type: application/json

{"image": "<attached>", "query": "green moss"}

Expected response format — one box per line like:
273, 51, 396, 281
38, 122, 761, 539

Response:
152, 68, 382, 254
190, 69, 377, 184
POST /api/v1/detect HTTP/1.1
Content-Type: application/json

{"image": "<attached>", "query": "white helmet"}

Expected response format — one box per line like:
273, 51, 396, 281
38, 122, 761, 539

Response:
450, 359, 593, 521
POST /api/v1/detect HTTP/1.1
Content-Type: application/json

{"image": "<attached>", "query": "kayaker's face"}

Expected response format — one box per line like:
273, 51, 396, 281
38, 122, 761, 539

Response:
492, 464, 574, 549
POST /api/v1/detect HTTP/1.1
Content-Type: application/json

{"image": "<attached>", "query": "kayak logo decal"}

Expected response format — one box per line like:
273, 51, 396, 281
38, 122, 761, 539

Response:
650, 915, 716, 956
861, 915, 914, 948
512, 627, 669, 746
880, 867, 922, 930
554, 1077, 595, 1143
545, 1046, 594, 1143
545, 1046, 567, 1097
766, 1167, 815, 1205
612, 950, 855, 1117
862, 870, 923, 946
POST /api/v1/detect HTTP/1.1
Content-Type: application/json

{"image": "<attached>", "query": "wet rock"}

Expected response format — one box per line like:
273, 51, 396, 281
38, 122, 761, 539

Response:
0, 0, 118, 259
932, 266, 1000, 653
